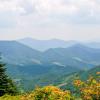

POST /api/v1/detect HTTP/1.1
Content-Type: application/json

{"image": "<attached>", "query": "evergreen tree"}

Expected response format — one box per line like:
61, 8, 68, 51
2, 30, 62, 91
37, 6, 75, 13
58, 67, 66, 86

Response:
0, 56, 18, 96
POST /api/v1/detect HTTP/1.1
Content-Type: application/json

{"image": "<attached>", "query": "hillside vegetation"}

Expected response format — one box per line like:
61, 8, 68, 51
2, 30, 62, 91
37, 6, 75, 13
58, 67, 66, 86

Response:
0, 70, 99, 100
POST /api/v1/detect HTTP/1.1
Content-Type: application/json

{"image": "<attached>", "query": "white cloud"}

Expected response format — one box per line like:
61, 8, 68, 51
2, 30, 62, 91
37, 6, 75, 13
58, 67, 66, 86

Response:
0, 0, 100, 16
0, 0, 25, 13
33, 0, 78, 15
0, 0, 100, 40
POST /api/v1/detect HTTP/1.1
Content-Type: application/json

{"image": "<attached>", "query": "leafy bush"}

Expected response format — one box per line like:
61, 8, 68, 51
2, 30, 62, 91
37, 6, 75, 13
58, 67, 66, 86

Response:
21, 86, 74, 100
74, 72, 100, 100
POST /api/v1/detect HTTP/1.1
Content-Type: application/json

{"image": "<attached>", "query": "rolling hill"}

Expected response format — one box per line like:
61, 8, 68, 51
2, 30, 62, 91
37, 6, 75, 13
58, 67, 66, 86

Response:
0, 40, 100, 91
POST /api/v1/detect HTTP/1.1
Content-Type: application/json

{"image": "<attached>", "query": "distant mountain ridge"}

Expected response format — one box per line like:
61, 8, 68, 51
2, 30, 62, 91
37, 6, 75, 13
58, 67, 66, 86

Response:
18, 38, 100, 51
0, 40, 42, 65
0, 39, 100, 91
84, 42, 100, 48
18, 38, 78, 51
0, 40, 100, 71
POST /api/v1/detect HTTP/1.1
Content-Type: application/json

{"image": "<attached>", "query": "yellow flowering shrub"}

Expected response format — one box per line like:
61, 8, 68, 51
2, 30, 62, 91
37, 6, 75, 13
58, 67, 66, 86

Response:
21, 86, 74, 100
96, 72, 100, 75
74, 74, 100, 100
74, 80, 84, 87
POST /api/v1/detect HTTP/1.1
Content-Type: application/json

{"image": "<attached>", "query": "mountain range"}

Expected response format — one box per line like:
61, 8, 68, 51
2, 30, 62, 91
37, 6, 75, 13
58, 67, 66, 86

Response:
0, 38, 100, 91
18, 38, 100, 51
18, 38, 78, 51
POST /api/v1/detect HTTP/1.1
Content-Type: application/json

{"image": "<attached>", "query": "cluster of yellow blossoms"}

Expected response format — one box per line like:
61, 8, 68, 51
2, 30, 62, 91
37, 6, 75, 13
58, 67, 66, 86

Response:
74, 73, 100, 100
21, 86, 74, 100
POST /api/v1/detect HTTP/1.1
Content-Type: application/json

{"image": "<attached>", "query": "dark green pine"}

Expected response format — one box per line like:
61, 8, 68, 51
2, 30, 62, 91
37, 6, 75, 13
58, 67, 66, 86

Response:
0, 57, 18, 96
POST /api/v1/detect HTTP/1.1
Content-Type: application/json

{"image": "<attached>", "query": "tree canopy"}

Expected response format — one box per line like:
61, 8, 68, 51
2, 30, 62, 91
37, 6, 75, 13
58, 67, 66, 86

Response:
0, 56, 18, 96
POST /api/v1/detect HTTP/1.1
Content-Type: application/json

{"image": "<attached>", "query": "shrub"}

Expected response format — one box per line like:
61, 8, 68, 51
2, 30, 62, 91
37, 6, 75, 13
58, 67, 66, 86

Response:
21, 86, 74, 100
74, 74, 100, 100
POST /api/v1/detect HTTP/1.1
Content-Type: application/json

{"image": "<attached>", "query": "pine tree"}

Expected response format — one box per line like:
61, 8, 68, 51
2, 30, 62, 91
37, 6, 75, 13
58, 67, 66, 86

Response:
0, 56, 18, 96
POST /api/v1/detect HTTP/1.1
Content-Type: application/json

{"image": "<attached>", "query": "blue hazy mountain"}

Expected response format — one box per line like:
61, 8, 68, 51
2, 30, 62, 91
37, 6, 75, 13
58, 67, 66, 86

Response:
84, 42, 100, 48
0, 40, 100, 91
0, 40, 100, 74
42, 43, 100, 69
18, 38, 78, 51
0, 40, 80, 91
18, 38, 100, 51
0, 41, 42, 65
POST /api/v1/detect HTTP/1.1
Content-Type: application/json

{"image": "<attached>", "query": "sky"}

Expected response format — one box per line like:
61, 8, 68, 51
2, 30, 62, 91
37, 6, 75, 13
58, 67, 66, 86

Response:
0, 0, 100, 41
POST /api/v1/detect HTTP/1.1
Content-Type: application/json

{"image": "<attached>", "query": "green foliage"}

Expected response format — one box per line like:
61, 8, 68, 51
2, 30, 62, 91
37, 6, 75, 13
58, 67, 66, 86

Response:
74, 74, 100, 100
0, 57, 18, 96
0, 73, 99, 100
0, 95, 20, 100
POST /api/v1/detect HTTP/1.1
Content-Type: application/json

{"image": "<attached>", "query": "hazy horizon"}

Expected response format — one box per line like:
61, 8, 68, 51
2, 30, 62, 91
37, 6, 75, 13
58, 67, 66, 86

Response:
0, 37, 100, 43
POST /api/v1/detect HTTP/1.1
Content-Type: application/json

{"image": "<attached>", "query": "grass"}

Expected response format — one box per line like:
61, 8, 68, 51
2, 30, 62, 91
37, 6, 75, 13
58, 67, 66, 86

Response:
0, 95, 21, 100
